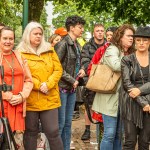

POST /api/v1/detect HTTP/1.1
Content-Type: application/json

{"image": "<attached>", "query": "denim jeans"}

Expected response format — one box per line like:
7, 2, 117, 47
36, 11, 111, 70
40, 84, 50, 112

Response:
100, 114, 122, 150
58, 92, 76, 150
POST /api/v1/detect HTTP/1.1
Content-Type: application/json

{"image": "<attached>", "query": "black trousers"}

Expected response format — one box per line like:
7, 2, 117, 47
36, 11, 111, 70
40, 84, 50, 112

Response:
23, 109, 64, 150
123, 114, 150, 150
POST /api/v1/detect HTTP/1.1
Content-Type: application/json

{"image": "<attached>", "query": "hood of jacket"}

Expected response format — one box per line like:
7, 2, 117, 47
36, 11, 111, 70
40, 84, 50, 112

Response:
18, 42, 52, 56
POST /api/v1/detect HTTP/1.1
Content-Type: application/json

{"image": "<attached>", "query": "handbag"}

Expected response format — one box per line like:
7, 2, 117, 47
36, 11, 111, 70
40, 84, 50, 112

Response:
86, 63, 121, 93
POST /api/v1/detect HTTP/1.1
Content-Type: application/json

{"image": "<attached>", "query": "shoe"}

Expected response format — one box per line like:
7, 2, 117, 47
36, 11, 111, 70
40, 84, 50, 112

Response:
70, 141, 75, 149
72, 111, 80, 121
81, 129, 90, 141
70, 146, 75, 150
37, 133, 46, 150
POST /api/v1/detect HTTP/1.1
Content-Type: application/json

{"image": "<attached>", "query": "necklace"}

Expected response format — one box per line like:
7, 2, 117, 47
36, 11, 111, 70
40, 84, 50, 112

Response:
3, 52, 14, 90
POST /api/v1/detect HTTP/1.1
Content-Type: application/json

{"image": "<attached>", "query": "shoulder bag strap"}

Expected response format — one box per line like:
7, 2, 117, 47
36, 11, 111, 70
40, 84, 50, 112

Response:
82, 88, 100, 124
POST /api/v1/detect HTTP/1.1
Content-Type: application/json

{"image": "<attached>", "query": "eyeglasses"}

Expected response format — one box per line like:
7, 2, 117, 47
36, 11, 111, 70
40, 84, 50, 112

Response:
124, 34, 133, 38
135, 38, 149, 43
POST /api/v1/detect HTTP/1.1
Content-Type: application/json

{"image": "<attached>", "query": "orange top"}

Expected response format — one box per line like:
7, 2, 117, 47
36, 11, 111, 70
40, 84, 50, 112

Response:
1, 53, 24, 131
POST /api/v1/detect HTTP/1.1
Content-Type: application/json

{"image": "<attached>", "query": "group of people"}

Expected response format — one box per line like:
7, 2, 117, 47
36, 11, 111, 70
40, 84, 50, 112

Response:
0, 22, 63, 150
0, 14, 149, 150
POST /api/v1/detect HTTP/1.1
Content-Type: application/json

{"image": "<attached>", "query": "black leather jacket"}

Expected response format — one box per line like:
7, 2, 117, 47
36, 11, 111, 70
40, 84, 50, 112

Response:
55, 35, 81, 90
120, 53, 150, 128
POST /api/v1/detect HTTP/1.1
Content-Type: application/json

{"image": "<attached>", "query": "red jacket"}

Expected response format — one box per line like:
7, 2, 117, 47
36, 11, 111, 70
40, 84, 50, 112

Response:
87, 42, 110, 75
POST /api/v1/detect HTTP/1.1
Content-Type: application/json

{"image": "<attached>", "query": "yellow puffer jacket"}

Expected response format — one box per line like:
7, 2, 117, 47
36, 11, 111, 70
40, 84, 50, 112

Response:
21, 47, 63, 111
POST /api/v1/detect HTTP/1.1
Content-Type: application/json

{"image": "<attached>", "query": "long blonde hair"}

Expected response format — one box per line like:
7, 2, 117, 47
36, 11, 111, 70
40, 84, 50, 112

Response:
17, 21, 50, 55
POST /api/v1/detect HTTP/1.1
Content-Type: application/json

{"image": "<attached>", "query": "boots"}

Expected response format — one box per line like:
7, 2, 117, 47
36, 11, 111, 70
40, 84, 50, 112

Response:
81, 129, 90, 140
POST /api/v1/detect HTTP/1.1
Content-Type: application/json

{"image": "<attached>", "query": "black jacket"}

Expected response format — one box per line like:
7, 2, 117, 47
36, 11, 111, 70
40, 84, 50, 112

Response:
55, 34, 81, 90
120, 53, 150, 128
81, 37, 106, 104
81, 37, 105, 72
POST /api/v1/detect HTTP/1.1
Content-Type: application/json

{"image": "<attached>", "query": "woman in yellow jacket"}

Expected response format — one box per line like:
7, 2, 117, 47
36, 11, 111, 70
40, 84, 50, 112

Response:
17, 22, 63, 150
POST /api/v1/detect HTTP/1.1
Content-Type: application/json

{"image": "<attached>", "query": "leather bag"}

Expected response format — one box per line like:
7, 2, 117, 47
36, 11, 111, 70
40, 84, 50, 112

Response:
86, 63, 121, 93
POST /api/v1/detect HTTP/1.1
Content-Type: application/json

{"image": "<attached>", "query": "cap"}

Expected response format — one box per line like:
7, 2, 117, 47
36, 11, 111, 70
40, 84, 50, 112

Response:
54, 27, 68, 36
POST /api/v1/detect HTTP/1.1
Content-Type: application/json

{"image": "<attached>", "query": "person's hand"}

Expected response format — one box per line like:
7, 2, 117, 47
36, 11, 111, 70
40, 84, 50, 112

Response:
128, 88, 141, 98
40, 82, 49, 94
9, 94, 23, 106
143, 104, 150, 112
73, 80, 79, 89
78, 69, 85, 78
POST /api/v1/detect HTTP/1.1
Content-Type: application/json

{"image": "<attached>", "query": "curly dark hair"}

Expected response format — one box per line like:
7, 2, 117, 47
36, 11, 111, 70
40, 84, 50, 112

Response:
65, 15, 86, 31
111, 24, 135, 54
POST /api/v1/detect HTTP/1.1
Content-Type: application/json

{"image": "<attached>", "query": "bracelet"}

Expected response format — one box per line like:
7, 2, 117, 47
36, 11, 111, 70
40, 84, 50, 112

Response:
18, 92, 24, 103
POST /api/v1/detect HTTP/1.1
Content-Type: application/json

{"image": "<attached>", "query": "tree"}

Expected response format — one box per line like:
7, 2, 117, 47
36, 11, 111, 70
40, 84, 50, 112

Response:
0, 0, 48, 28
0, 0, 48, 44
74, 0, 150, 25
52, 0, 122, 33
14, 0, 48, 22
12, 0, 149, 26
28, 0, 44, 22
0, 0, 22, 29
2, 0, 149, 31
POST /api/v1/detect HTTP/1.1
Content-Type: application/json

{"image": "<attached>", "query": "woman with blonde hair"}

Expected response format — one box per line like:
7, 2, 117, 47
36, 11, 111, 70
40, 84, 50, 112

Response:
121, 26, 150, 150
17, 21, 63, 150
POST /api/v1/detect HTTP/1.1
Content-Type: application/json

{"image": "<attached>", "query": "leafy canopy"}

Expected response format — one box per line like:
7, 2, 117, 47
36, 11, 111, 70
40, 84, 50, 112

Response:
51, 0, 150, 25
52, 0, 123, 33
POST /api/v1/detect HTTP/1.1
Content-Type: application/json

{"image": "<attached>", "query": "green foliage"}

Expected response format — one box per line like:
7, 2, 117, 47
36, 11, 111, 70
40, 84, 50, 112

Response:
0, 0, 48, 28
40, 7, 48, 29
49, 0, 66, 4
0, 0, 48, 45
52, 0, 121, 33
114, 0, 149, 25
75, 0, 150, 25
0, 0, 22, 30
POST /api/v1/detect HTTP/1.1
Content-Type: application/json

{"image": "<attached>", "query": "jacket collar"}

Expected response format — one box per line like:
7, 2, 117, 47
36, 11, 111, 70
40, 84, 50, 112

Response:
89, 37, 106, 49
21, 46, 54, 55
64, 34, 81, 46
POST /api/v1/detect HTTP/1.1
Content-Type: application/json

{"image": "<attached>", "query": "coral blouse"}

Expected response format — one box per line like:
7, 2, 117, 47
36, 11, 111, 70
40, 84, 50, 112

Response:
1, 53, 24, 131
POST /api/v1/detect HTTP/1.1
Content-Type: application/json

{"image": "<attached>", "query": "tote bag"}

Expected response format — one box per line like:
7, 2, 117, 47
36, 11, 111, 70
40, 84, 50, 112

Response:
86, 63, 121, 93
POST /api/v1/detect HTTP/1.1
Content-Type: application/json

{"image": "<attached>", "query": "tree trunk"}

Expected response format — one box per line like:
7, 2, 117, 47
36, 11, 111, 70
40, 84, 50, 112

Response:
28, 0, 44, 22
